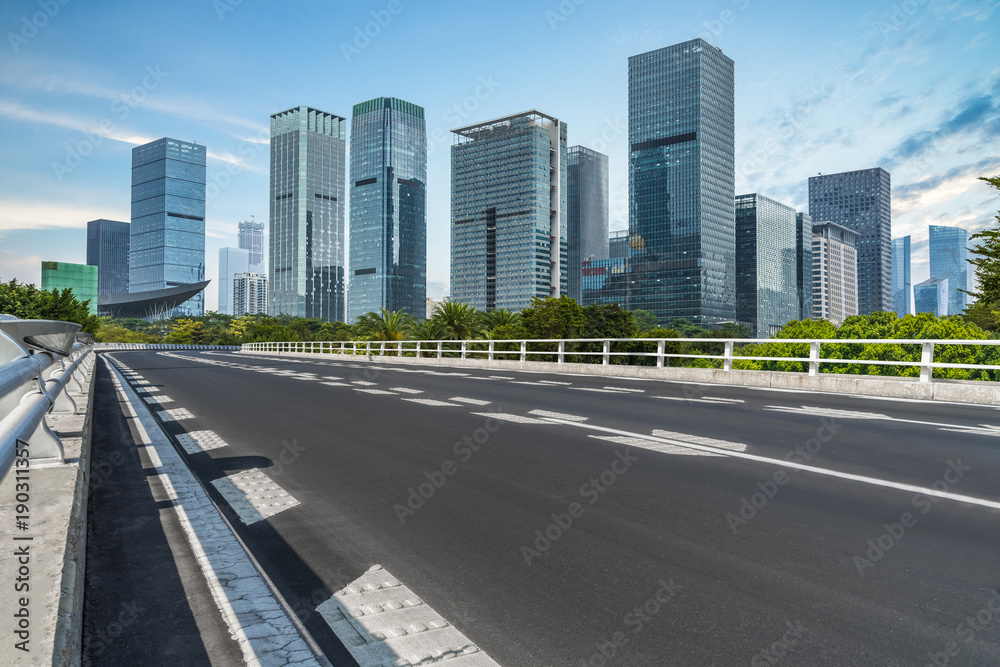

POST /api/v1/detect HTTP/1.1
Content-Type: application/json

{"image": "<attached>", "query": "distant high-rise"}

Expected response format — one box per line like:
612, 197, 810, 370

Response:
566, 145, 609, 303
628, 38, 736, 325
808, 168, 891, 315
795, 213, 813, 321
892, 236, 911, 318
269, 106, 346, 321
41, 261, 98, 316
914, 277, 949, 316
348, 97, 427, 322
928, 225, 968, 315
735, 194, 798, 338
86, 218, 130, 296
130, 138, 207, 317
233, 272, 268, 316
238, 218, 265, 272
609, 230, 630, 259
812, 222, 859, 326
450, 110, 567, 311
218, 247, 250, 315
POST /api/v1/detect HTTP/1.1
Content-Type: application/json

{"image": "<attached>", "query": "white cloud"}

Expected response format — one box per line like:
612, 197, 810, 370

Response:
0, 200, 128, 233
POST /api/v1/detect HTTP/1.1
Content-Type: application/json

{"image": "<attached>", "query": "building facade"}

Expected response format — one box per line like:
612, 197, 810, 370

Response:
269, 106, 347, 321
928, 225, 968, 316
567, 145, 609, 303
735, 194, 798, 338
450, 110, 567, 312
609, 230, 630, 259
40, 261, 99, 316
892, 235, 911, 318
233, 272, 268, 316
348, 97, 427, 322
914, 277, 949, 317
627, 38, 736, 325
238, 218, 266, 272
218, 247, 250, 315
808, 168, 891, 315
812, 221, 859, 326
795, 213, 813, 321
130, 137, 207, 317
86, 219, 130, 296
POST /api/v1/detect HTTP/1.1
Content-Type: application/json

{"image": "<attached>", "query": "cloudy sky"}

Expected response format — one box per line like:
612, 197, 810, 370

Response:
0, 0, 997, 310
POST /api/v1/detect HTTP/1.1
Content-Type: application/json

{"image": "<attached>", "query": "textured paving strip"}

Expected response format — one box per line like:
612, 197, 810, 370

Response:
316, 565, 500, 666
210, 468, 301, 525
144, 394, 174, 404
159, 407, 195, 421
175, 430, 230, 455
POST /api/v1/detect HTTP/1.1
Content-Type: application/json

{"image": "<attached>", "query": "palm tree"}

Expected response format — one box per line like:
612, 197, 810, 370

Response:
432, 300, 479, 340
355, 308, 414, 341
483, 308, 520, 331
412, 318, 449, 340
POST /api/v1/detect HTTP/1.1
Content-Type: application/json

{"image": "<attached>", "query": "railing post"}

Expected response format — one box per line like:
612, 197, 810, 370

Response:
488, 340, 494, 361
809, 341, 821, 377
724, 340, 734, 372
920, 342, 934, 383
520, 340, 527, 363
558, 340, 565, 364
416, 341, 422, 358
398, 341, 403, 357
461, 341, 467, 360
657, 339, 665, 368
437, 341, 443, 359
602, 340, 610, 365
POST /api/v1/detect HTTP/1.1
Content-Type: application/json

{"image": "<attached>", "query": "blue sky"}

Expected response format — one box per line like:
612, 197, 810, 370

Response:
0, 0, 998, 310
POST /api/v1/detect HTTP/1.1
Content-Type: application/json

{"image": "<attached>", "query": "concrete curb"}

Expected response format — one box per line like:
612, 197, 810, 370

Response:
242, 350, 1000, 405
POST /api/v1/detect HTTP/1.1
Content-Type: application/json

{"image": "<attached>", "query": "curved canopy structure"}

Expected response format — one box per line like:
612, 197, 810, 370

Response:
98, 281, 210, 319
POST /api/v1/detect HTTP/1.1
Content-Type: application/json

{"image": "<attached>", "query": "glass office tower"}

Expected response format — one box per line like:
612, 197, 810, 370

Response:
566, 145, 609, 303
86, 218, 130, 295
627, 38, 736, 325
348, 97, 427, 322
451, 110, 567, 312
808, 168, 891, 315
928, 225, 968, 315
892, 235, 911, 318
735, 194, 798, 338
795, 213, 813, 321
269, 106, 347, 321
130, 138, 207, 316
914, 277, 949, 316
238, 218, 266, 272
41, 261, 99, 316
218, 247, 250, 315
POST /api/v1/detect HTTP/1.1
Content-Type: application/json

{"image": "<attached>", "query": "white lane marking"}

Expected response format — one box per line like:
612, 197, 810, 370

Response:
511, 381, 543, 386
293, 375, 322, 381
449, 397, 492, 405
604, 386, 645, 393
390, 387, 424, 394
488, 376, 515, 380
528, 410, 588, 422
470, 412, 550, 424
538, 380, 572, 385
160, 408, 195, 421
321, 381, 351, 387
765, 405, 888, 420
138, 444, 164, 469
402, 398, 461, 407
317, 565, 499, 666
105, 358, 323, 665
539, 418, 1000, 511
939, 425, 1000, 437
352, 380, 378, 386
651, 430, 747, 452
176, 430, 230, 455
323, 376, 344, 381
210, 469, 301, 525
148, 473, 180, 502
571, 387, 631, 394
354, 389, 398, 395
590, 435, 725, 457
653, 396, 745, 404
144, 395, 174, 404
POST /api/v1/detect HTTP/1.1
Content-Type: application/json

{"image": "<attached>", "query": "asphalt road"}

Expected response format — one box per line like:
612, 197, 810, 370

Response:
99, 350, 1000, 666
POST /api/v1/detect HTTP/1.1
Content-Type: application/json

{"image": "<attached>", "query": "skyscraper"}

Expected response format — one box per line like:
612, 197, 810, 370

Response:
218, 247, 250, 315
795, 213, 813, 321
627, 38, 736, 325
41, 261, 98, 316
450, 110, 567, 312
812, 221, 859, 326
928, 225, 968, 315
914, 277, 949, 317
130, 138, 207, 317
566, 145, 609, 303
238, 218, 266, 272
348, 97, 427, 322
735, 194, 798, 338
269, 106, 347, 321
892, 236, 911, 318
233, 272, 268, 316
86, 218, 130, 296
808, 168, 891, 315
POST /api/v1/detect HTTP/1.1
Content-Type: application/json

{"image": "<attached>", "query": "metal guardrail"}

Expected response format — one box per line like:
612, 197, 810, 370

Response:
94, 344, 240, 350
0, 332, 94, 484
241, 338, 1000, 384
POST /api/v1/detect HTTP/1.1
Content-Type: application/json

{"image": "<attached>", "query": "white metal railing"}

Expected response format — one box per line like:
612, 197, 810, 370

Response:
238, 338, 1000, 384
93, 343, 240, 350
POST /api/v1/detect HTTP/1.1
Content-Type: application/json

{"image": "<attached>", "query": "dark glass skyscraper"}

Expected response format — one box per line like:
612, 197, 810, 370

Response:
808, 168, 891, 315
892, 235, 911, 317
795, 213, 813, 321
238, 218, 265, 272
928, 225, 968, 315
627, 39, 736, 325
735, 194, 798, 338
130, 138, 206, 317
451, 110, 567, 312
86, 218, 130, 295
567, 145, 609, 303
269, 106, 346, 321
348, 97, 427, 322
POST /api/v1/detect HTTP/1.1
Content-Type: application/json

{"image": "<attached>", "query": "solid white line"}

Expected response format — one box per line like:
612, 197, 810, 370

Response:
604, 386, 645, 393
653, 396, 745, 404
539, 417, 1000, 511
765, 405, 996, 432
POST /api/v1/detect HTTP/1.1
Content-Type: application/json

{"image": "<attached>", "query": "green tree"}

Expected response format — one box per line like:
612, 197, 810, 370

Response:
519, 296, 585, 339
431, 301, 480, 340
632, 309, 658, 332
964, 175, 1000, 331
0, 280, 100, 334
354, 308, 414, 341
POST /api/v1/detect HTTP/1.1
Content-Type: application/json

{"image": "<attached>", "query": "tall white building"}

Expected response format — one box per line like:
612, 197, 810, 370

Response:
218, 247, 250, 315
812, 222, 859, 326
234, 272, 268, 316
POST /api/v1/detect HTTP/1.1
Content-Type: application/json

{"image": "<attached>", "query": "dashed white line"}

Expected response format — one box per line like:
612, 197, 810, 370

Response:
653, 396, 745, 404
470, 412, 550, 424
604, 386, 645, 393
354, 389, 397, 395
402, 398, 461, 407
528, 410, 588, 422
390, 387, 424, 394
651, 430, 747, 452
765, 405, 888, 420
352, 380, 378, 386
589, 435, 725, 457
449, 397, 492, 405
321, 381, 351, 387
